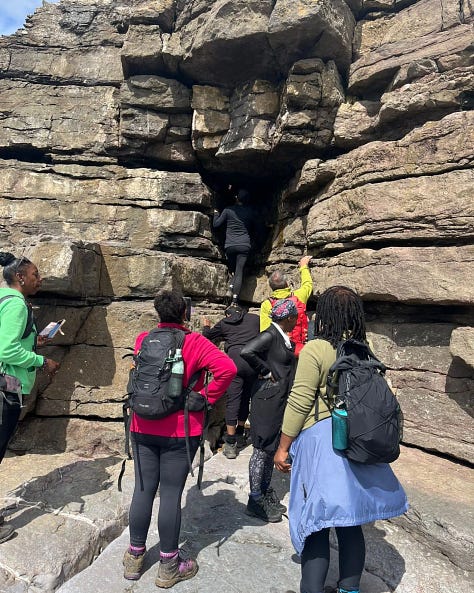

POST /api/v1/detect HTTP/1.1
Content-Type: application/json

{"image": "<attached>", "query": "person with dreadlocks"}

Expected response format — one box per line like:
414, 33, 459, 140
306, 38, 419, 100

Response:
274, 286, 408, 593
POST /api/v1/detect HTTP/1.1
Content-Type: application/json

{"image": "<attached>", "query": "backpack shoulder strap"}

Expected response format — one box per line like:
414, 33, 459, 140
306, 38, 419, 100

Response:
0, 294, 35, 339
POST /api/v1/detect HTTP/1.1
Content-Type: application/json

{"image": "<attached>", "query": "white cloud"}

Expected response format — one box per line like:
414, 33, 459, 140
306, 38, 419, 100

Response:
0, 0, 60, 36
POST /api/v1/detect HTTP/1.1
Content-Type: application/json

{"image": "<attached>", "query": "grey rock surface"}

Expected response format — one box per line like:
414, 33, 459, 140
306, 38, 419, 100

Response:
52, 445, 472, 593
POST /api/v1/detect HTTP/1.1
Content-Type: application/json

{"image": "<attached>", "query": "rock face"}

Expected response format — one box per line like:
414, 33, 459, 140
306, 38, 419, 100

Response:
0, 1, 473, 590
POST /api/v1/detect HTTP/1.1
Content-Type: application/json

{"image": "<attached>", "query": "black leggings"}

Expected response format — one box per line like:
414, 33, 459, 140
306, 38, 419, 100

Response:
0, 392, 22, 463
300, 526, 365, 593
225, 245, 249, 298
225, 351, 256, 426
129, 433, 200, 552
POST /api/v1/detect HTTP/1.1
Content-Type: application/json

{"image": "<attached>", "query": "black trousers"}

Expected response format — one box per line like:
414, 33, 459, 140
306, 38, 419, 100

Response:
225, 245, 250, 297
225, 351, 256, 426
0, 392, 22, 463
129, 433, 200, 552
300, 526, 365, 593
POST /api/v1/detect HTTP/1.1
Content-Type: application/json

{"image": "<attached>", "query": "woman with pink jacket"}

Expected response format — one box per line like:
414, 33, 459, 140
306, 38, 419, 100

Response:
123, 289, 236, 588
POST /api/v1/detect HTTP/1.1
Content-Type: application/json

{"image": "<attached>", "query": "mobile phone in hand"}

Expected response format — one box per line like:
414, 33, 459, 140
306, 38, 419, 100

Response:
39, 319, 66, 339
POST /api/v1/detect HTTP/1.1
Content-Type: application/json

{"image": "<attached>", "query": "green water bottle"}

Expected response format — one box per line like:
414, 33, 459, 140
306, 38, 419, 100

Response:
168, 348, 184, 397
332, 399, 348, 451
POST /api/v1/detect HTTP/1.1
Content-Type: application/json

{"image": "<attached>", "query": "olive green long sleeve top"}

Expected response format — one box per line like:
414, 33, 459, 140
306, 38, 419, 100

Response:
281, 338, 335, 437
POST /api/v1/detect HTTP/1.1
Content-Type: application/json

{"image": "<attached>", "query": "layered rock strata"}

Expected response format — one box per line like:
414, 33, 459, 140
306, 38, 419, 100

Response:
0, 1, 473, 590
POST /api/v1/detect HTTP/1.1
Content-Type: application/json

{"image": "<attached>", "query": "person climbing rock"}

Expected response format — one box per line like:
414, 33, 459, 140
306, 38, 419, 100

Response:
213, 189, 256, 304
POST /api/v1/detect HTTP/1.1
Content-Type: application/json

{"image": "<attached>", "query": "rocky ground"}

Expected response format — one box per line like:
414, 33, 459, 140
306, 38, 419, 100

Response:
0, 443, 472, 593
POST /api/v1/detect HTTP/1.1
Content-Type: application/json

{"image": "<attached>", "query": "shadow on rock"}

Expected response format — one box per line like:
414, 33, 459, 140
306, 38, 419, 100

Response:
182, 478, 282, 557
361, 522, 406, 591
4, 455, 122, 530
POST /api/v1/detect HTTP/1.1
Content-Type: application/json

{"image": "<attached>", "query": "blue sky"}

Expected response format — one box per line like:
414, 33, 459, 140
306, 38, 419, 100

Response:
0, 0, 60, 36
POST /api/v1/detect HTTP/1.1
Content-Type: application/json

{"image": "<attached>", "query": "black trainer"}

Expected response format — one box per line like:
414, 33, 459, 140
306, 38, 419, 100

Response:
245, 495, 282, 523
235, 433, 247, 449
264, 487, 287, 513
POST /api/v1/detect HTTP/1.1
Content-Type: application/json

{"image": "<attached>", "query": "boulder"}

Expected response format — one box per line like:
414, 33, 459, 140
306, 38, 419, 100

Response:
306, 168, 474, 248
120, 75, 191, 113
355, 0, 468, 61
0, 81, 118, 159
313, 246, 474, 306
99, 247, 228, 299
450, 327, 474, 367
174, 0, 354, 85
349, 24, 473, 95
15, 241, 104, 299
0, 450, 131, 593
369, 322, 474, 463
286, 111, 474, 202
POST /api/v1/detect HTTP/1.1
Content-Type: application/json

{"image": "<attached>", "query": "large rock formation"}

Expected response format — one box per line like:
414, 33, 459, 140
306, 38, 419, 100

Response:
0, 0, 472, 591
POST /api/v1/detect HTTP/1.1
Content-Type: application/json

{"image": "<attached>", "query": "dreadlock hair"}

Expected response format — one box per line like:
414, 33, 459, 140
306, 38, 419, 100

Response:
314, 286, 366, 348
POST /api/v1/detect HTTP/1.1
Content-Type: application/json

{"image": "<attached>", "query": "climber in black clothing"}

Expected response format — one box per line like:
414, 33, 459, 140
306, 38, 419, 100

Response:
213, 189, 255, 303
202, 304, 260, 459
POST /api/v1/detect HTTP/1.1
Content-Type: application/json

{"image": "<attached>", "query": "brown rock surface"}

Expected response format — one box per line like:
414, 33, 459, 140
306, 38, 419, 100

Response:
450, 327, 474, 367
0, 1, 473, 588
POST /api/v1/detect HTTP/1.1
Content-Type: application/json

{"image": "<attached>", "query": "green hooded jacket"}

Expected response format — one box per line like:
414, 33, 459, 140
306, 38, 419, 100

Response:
0, 287, 44, 395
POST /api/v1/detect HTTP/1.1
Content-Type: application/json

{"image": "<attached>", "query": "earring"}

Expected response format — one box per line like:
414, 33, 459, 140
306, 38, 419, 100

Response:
20, 280, 25, 286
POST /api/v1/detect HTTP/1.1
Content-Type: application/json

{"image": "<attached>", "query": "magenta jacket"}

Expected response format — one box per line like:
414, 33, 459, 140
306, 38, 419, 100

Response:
130, 322, 237, 437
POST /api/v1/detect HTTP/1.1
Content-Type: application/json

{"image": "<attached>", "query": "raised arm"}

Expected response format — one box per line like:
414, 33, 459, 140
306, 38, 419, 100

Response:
293, 256, 313, 304
212, 209, 228, 229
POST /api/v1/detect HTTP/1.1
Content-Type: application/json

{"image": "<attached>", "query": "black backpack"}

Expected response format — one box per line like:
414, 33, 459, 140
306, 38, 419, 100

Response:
118, 327, 210, 491
127, 327, 186, 419
324, 339, 403, 464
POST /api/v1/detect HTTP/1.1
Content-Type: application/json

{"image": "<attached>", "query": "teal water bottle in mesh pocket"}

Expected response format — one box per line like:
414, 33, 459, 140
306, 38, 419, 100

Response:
331, 399, 348, 451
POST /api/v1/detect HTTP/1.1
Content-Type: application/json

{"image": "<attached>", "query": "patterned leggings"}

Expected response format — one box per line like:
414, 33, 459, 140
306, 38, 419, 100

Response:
249, 447, 274, 497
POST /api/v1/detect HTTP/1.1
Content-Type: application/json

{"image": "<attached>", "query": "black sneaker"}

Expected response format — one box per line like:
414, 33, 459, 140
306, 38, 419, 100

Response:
235, 433, 247, 449
264, 487, 287, 513
246, 496, 282, 523
222, 440, 238, 459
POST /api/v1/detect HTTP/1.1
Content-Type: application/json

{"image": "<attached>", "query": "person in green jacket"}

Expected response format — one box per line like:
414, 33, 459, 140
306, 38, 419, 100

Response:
0, 252, 60, 544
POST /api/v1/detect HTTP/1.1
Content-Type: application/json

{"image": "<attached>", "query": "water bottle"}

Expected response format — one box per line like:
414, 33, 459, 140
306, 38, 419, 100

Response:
331, 399, 348, 451
168, 348, 184, 397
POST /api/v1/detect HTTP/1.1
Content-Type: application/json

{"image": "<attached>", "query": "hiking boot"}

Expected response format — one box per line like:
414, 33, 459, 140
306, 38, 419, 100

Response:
155, 554, 198, 588
0, 524, 15, 544
123, 550, 145, 580
264, 487, 287, 513
222, 440, 238, 459
236, 433, 247, 449
246, 495, 282, 523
